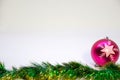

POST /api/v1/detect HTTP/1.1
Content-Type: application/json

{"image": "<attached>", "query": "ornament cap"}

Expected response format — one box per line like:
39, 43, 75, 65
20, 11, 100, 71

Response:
106, 36, 109, 40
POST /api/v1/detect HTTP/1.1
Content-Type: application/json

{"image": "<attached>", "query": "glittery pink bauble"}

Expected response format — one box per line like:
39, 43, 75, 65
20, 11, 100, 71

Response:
91, 38, 119, 66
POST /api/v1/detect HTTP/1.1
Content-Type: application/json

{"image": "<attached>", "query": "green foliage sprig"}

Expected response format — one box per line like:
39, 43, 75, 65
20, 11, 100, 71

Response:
0, 62, 120, 80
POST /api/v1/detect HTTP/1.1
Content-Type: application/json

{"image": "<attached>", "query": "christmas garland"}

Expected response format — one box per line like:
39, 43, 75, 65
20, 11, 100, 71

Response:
0, 61, 120, 80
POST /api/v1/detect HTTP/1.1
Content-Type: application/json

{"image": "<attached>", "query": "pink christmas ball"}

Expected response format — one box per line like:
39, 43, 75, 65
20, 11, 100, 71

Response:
91, 37, 119, 66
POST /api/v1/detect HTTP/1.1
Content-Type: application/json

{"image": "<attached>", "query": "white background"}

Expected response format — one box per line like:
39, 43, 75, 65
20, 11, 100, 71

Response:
0, 0, 120, 69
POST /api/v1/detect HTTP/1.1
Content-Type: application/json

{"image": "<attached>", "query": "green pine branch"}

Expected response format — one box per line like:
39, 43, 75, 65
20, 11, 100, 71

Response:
0, 61, 120, 80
